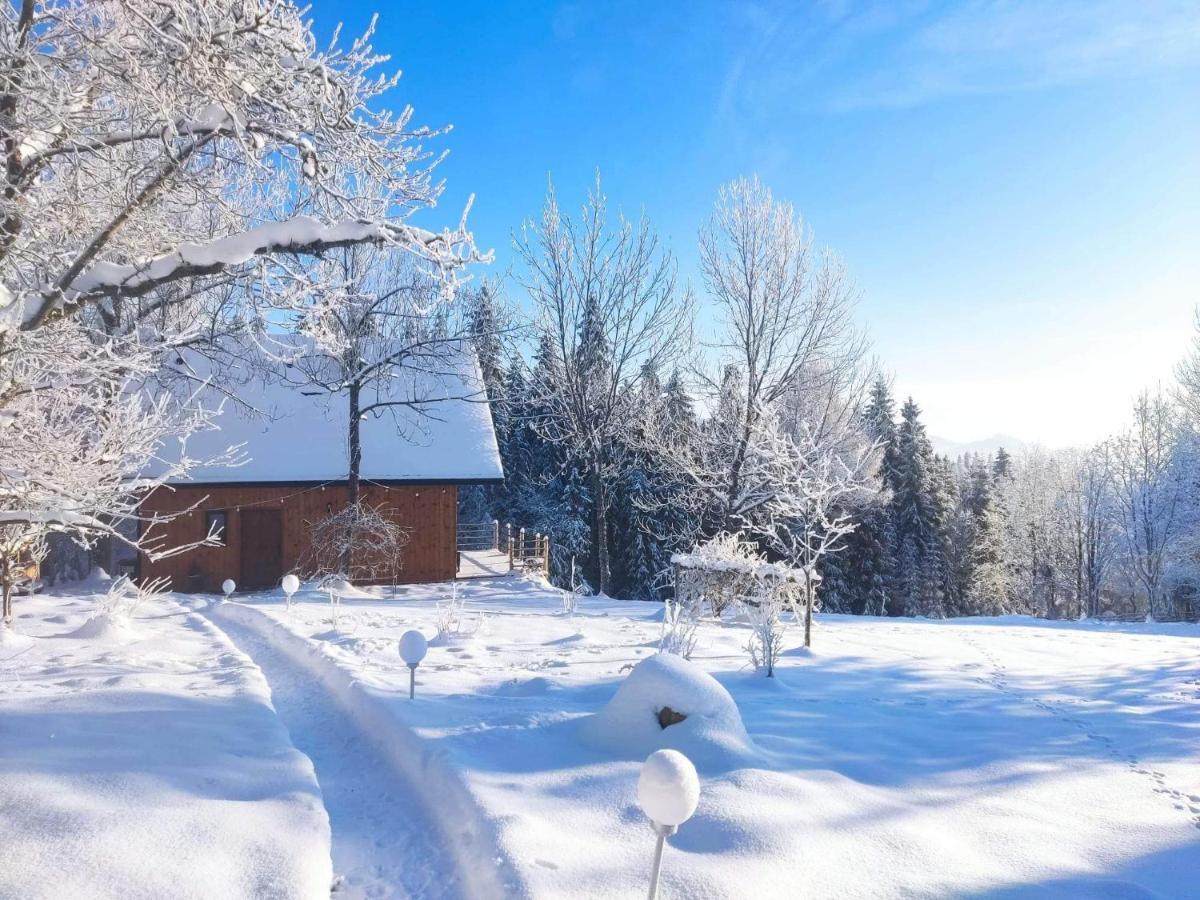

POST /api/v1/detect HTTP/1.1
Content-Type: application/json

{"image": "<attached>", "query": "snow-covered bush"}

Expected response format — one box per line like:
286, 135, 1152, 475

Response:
672, 532, 804, 617
743, 587, 786, 677
580, 652, 754, 771
435, 582, 468, 638
304, 502, 410, 584
95, 576, 171, 622
673, 532, 809, 675
659, 599, 700, 659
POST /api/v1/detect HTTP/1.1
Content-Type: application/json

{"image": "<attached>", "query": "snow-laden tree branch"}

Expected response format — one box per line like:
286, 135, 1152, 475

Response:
0, 0, 484, 626
513, 177, 693, 595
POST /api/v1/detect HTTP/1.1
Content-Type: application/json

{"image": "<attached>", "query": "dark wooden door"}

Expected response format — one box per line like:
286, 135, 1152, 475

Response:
240, 509, 283, 589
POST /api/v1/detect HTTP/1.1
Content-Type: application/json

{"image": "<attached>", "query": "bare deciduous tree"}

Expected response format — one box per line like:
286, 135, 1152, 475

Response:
698, 176, 868, 532
514, 178, 692, 594
1109, 391, 1187, 619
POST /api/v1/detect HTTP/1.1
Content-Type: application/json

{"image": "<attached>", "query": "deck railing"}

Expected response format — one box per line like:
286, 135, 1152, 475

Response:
455, 520, 550, 576
504, 523, 550, 576
456, 520, 499, 552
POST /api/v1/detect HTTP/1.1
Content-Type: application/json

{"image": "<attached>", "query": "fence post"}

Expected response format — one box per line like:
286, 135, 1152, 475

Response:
543, 535, 551, 576
493, 519, 499, 551
507, 524, 514, 571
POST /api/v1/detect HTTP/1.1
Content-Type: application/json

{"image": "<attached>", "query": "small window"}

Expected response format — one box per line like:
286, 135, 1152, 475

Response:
205, 510, 228, 545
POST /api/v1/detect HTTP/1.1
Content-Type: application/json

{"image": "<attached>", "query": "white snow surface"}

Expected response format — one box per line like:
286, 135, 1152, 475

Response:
147, 336, 503, 484
5, 577, 1199, 898
213, 578, 1200, 899
0, 589, 332, 899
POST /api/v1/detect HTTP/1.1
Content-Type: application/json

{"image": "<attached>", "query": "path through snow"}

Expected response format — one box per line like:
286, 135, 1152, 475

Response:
204, 604, 464, 900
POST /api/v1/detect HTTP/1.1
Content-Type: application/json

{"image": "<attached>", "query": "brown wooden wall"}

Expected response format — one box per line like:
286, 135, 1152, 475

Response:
139, 483, 458, 592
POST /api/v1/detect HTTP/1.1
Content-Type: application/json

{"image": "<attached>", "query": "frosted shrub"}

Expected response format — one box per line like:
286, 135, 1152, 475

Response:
305, 502, 410, 584
673, 532, 805, 675
97, 576, 171, 622
317, 573, 350, 630
659, 599, 700, 659
435, 582, 468, 637
743, 584, 786, 677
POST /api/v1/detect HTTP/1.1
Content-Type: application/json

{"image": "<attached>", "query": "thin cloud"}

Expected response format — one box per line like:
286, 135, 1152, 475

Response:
716, 1, 1200, 119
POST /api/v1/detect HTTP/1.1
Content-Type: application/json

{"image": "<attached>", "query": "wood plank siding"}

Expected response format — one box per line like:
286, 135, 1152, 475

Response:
138, 483, 458, 592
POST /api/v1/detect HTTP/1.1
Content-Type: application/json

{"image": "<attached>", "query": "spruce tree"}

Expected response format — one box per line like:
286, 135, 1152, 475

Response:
889, 398, 947, 617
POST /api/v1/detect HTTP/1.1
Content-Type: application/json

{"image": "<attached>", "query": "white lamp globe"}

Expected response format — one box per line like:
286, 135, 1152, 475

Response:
399, 630, 428, 666
281, 573, 300, 595
638, 749, 700, 828
221, 579, 236, 596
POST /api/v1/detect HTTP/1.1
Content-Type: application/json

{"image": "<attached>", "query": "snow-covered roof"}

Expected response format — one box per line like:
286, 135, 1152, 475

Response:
150, 337, 503, 485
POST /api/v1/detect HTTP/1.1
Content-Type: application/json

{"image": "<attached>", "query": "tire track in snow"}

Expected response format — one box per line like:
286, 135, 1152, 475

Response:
204, 608, 466, 899
959, 630, 1200, 832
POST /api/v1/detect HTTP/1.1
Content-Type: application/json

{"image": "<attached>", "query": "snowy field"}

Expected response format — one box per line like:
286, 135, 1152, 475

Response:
0, 581, 331, 900
3, 576, 1199, 899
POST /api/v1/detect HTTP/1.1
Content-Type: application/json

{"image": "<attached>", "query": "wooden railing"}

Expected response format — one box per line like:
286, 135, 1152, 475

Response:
504, 523, 550, 576
456, 520, 499, 552
456, 520, 549, 577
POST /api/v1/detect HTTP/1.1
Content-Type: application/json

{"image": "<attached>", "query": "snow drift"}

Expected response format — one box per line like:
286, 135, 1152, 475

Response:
579, 652, 755, 770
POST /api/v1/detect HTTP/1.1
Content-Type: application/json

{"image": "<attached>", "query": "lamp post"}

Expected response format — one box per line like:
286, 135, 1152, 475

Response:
399, 630, 428, 699
637, 749, 700, 900
221, 579, 236, 602
281, 573, 299, 610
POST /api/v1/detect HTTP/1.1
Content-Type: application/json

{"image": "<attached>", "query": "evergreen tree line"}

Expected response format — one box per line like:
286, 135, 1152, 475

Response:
457, 178, 1200, 621
796, 374, 1199, 621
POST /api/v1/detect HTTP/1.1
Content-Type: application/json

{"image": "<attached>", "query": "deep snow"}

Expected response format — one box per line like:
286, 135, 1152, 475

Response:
4, 576, 1198, 899
0, 589, 331, 899
216, 577, 1200, 899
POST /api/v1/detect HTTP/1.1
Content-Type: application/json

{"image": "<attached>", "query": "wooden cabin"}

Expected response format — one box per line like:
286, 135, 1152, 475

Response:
138, 340, 503, 592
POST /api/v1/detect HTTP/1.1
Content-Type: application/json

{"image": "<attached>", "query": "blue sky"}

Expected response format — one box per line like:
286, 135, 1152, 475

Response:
312, 1, 1200, 447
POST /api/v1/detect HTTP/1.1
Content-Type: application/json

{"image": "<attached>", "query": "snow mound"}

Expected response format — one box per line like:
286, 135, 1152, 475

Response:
0, 625, 35, 650
493, 675, 557, 697
69, 613, 141, 642
579, 652, 755, 771
77, 566, 113, 590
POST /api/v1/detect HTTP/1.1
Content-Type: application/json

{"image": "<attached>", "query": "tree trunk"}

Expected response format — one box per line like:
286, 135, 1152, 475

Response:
591, 462, 610, 596
2, 553, 13, 625
804, 581, 814, 647
722, 418, 755, 532
342, 380, 362, 575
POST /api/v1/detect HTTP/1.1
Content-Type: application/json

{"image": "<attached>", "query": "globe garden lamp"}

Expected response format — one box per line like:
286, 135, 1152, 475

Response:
638, 748, 700, 900
399, 630, 429, 700
281, 573, 300, 609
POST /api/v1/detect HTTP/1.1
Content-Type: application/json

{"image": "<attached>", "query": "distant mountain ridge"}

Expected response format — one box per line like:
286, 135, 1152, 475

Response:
931, 434, 1028, 459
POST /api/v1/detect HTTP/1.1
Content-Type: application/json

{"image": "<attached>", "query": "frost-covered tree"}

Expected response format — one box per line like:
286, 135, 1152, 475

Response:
763, 419, 874, 645
1109, 391, 1188, 619
282, 244, 496, 573
0, 331, 226, 625
889, 398, 946, 617
998, 449, 1071, 616
1, 0, 477, 334
612, 365, 702, 600
696, 176, 867, 533
514, 179, 691, 594
0, 0, 478, 616
1057, 446, 1119, 618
